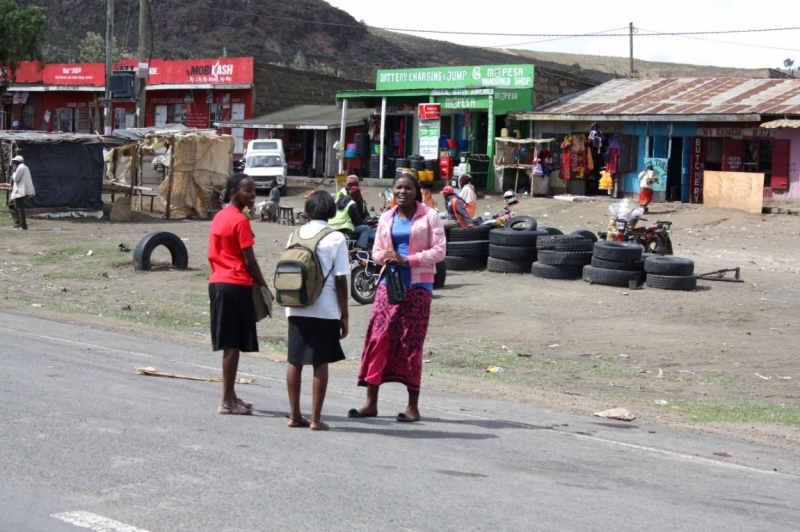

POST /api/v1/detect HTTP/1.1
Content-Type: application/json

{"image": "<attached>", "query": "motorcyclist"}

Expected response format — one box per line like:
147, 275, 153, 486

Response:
441, 185, 477, 230
329, 185, 371, 249
335, 174, 368, 213
605, 198, 643, 241
494, 190, 519, 224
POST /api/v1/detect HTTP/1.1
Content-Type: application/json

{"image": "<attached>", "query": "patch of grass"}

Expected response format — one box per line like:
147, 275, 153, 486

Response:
672, 401, 800, 426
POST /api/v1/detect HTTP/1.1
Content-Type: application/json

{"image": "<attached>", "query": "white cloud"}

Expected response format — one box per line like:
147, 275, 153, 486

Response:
325, 0, 800, 70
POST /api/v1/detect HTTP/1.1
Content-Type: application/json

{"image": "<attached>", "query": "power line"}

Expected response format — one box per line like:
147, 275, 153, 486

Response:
161, 1, 800, 39
491, 27, 628, 49
637, 27, 800, 53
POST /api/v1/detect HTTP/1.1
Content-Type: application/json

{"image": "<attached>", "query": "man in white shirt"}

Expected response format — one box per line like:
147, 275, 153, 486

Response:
10, 155, 36, 230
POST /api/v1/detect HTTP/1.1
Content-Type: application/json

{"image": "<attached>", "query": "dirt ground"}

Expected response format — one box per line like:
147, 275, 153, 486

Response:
2, 178, 799, 448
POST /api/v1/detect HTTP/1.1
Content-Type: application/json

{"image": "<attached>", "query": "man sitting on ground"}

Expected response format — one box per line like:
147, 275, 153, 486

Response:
441, 185, 477, 230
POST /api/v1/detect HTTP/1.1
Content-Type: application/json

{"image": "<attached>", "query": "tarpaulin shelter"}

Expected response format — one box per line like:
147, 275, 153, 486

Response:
1, 132, 127, 212
107, 127, 235, 219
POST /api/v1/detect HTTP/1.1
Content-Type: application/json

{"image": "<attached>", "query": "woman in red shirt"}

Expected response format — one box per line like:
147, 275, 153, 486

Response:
208, 173, 271, 415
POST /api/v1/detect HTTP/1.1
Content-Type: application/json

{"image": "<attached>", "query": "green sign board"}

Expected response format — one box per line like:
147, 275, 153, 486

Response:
432, 89, 533, 114
377, 65, 534, 90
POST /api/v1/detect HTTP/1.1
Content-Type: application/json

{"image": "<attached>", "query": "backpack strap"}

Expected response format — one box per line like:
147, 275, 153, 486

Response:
289, 226, 337, 282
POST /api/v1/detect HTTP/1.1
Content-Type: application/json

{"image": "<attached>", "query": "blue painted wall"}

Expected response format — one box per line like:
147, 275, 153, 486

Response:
622, 122, 698, 199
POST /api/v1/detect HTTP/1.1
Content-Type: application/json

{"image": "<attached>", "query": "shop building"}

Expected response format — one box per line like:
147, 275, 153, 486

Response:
511, 77, 800, 202
4, 58, 370, 157
336, 65, 595, 188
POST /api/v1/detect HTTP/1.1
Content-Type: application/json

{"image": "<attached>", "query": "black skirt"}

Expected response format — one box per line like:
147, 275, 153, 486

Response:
209, 282, 259, 352
287, 316, 345, 365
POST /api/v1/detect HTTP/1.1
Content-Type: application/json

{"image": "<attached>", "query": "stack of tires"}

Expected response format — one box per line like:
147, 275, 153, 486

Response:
487, 216, 541, 274
644, 256, 697, 291
531, 234, 593, 280
444, 225, 491, 272
582, 241, 646, 287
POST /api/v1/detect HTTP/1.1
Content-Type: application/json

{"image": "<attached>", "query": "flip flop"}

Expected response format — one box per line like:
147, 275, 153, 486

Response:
235, 397, 253, 409
286, 416, 310, 428
396, 413, 420, 423
310, 419, 329, 431
348, 408, 378, 418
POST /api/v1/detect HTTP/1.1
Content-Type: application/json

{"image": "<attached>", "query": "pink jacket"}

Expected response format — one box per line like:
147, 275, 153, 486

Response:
373, 202, 446, 285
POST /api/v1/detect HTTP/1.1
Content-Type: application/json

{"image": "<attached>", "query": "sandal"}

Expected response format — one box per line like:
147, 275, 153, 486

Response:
310, 419, 329, 431
286, 416, 310, 428
347, 408, 377, 418
218, 403, 252, 415
234, 397, 253, 409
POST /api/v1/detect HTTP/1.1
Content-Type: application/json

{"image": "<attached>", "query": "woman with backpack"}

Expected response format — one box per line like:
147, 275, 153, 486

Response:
283, 191, 350, 431
349, 173, 446, 422
208, 173, 271, 415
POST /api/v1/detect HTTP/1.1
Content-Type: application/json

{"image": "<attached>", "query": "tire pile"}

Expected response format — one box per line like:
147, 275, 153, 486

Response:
444, 225, 491, 272
582, 241, 647, 287
487, 227, 546, 273
643, 256, 697, 291
531, 233, 594, 280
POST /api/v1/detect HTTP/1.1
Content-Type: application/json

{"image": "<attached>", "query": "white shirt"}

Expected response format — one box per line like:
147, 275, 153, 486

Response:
285, 220, 350, 320
11, 163, 35, 201
638, 170, 655, 190
459, 184, 476, 205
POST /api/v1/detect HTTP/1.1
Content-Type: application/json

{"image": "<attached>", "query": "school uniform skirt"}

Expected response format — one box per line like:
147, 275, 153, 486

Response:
287, 317, 345, 365
209, 282, 259, 352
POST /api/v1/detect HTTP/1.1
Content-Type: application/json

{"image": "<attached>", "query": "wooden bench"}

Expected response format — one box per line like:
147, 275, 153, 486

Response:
277, 206, 295, 225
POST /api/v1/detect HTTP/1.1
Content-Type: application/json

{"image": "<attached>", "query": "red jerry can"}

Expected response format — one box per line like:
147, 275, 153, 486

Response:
439, 155, 453, 180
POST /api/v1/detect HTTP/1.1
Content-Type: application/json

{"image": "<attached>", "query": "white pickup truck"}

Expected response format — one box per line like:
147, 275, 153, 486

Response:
244, 139, 287, 195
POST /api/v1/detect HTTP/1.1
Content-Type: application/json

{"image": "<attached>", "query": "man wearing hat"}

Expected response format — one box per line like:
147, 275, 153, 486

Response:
10, 155, 35, 230
334, 174, 368, 214
329, 185, 371, 249
441, 185, 477, 230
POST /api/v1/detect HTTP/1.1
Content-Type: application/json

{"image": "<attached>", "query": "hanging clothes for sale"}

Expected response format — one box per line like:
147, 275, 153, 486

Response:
606, 135, 620, 175
560, 136, 572, 180
571, 134, 588, 179
598, 168, 614, 191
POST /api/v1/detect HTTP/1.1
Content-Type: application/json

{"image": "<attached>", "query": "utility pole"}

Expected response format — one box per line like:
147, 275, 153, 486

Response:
136, 0, 148, 127
104, 0, 114, 134
629, 22, 635, 78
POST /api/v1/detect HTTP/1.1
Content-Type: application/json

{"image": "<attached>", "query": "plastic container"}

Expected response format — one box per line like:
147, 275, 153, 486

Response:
396, 158, 410, 168
424, 159, 437, 171
447, 139, 457, 149
457, 139, 469, 150
439, 135, 449, 148
448, 148, 458, 159
372, 143, 381, 154
501, 128, 509, 137
344, 149, 357, 159
346, 143, 356, 151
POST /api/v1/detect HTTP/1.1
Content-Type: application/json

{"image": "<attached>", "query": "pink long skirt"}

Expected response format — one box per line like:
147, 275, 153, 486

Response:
357, 284, 432, 395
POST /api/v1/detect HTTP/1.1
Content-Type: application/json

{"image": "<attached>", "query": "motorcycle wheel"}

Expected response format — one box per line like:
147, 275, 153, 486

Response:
351, 265, 376, 305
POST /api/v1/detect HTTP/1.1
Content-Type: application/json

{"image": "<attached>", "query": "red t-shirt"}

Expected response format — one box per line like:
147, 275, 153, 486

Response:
208, 206, 255, 286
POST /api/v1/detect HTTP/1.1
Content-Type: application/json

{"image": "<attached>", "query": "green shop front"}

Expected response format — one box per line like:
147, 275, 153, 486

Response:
336, 65, 535, 188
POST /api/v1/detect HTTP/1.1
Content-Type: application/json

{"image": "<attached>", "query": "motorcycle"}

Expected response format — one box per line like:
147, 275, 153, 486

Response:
338, 216, 380, 305
598, 199, 674, 255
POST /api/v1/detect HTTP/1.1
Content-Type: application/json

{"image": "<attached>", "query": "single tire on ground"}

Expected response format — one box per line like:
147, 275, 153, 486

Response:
488, 244, 537, 261
646, 273, 697, 291
644, 256, 694, 276
487, 257, 534, 274
593, 241, 643, 263
582, 265, 646, 287
133, 231, 189, 271
489, 228, 547, 247
569, 229, 599, 243
504, 215, 538, 231
445, 255, 486, 271
538, 226, 564, 236
445, 240, 490, 258
434, 261, 446, 289
591, 256, 644, 271
447, 224, 492, 242
536, 235, 593, 251
537, 250, 593, 266
530, 262, 583, 280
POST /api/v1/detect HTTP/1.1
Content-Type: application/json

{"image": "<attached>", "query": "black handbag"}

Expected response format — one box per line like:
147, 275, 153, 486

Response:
385, 265, 406, 305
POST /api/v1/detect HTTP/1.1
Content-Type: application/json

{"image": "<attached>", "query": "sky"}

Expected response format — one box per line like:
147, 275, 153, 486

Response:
325, 0, 800, 71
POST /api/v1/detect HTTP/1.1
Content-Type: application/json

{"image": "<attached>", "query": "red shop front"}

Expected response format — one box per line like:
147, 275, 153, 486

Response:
143, 57, 254, 153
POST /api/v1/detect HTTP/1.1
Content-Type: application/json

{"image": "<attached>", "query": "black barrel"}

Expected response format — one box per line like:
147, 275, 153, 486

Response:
424, 159, 437, 170
355, 133, 369, 158
395, 157, 410, 169
370, 154, 381, 178
385, 158, 396, 178
410, 158, 425, 171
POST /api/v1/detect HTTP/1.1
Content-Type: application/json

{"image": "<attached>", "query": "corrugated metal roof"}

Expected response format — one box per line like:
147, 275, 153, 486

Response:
511, 78, 800, 122
214, 105, 373, 130
760, 119, 800, 128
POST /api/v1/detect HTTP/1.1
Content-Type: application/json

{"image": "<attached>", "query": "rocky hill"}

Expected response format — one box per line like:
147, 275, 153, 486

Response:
20, 0, 791, 82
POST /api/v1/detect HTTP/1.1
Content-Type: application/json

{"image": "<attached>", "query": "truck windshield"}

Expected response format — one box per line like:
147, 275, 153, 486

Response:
246, 155, 282, 168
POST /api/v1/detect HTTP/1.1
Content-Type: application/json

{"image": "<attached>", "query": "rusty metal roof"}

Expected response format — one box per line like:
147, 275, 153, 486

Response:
511, 78, 800, 122
760, 119, 800, 128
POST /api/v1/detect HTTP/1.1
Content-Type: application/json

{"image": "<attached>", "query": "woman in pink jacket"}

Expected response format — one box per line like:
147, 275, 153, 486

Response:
349, 173, 446, 422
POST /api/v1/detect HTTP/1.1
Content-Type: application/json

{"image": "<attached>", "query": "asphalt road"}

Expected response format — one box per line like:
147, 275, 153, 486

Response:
1, 311, 798, 532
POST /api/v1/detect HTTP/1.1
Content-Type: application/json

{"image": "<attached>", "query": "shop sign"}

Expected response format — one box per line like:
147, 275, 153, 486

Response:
419, 118, 440, 161
43, 63, 105, 85
689, 137, 705, 204
697, 127, 774, 138
418, 103, 441, 120
643, 157, 668, 192
377, 65, 534, 90
149, 57, 253, 85
493, 89, 533, 114
12, 91, 28, 104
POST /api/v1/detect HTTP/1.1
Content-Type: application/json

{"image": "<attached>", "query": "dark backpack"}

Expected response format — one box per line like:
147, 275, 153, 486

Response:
273, 227, 334, 307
